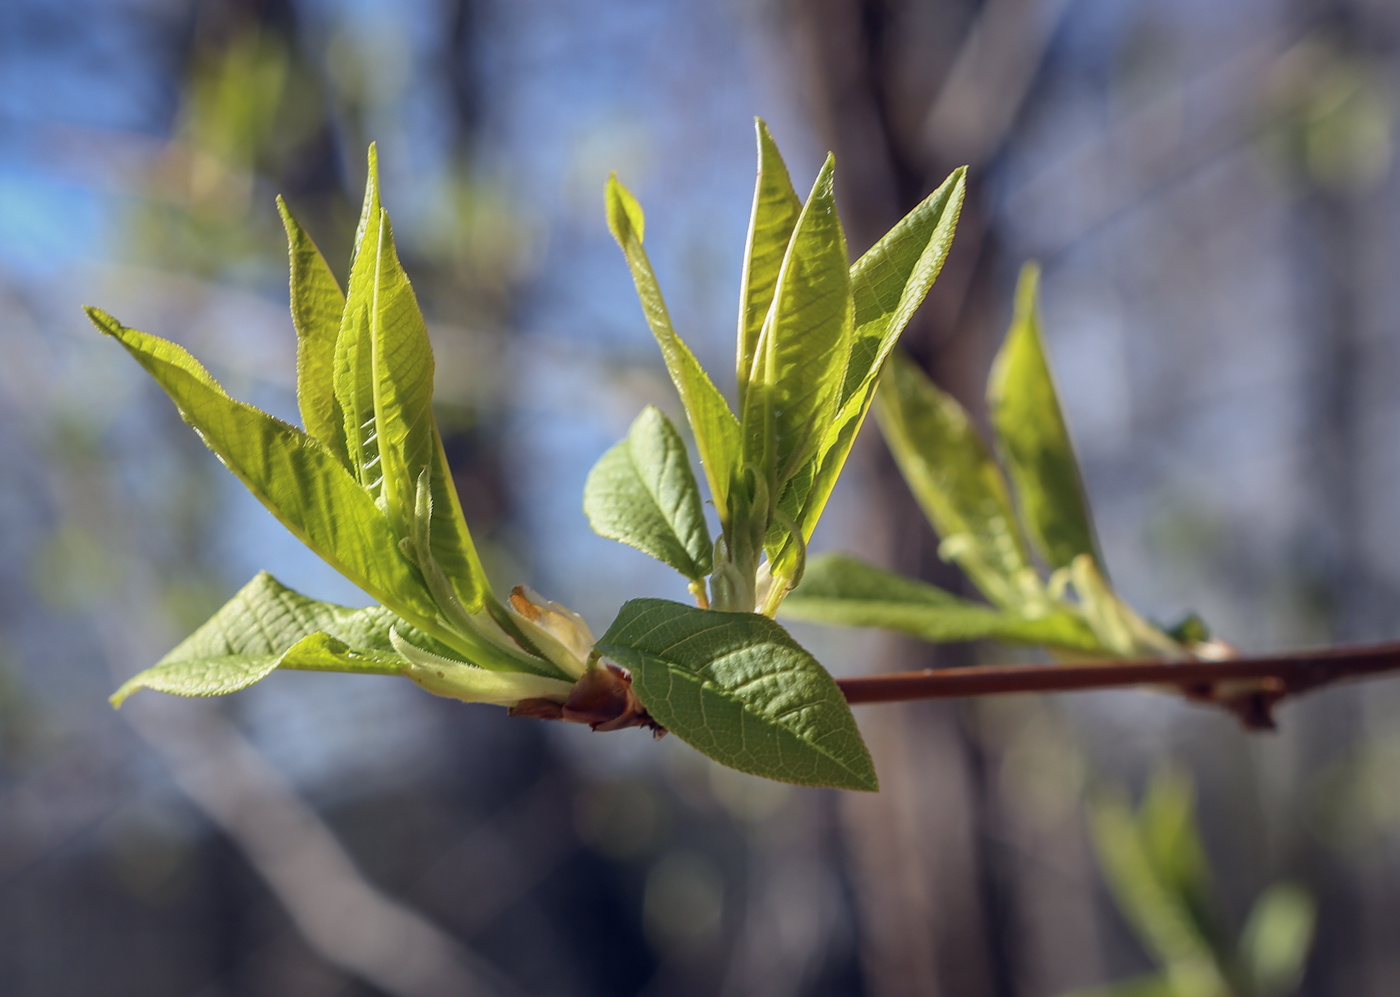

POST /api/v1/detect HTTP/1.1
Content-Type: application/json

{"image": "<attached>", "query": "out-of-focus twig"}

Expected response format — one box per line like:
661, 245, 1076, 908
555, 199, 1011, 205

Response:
838, 640, 1400, 730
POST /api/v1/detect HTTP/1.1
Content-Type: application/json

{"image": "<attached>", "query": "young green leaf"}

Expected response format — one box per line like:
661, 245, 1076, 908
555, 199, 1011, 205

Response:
1089, 786, 1226, 990
988, 263, 1099, 571
843, 166, 967, 409
111, 571, 409, 706
762, 168, 967, 590
736, 118, 802, 411
332, 147, 492, 615
583, 406, 713, 582
335, 144, 387, 500
85, 308, 441, 631
277, 195, 349, 466
1240, 883, 1315, 996
781, 553, 1101, 650
741, 154, 853, 493
112, 572, 571, 707
596, 599, 877, 791
606, 175, 743, 527
874, 350, 1031, 610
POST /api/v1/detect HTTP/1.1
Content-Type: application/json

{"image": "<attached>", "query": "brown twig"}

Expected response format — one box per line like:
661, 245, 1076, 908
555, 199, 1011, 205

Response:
836, 640, 1400, 730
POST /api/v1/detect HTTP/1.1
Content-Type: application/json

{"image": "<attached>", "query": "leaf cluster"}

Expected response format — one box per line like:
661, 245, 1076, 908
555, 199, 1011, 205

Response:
783, 265, 1198, 661
96, 123, 979, 790
94, 147, 587, 713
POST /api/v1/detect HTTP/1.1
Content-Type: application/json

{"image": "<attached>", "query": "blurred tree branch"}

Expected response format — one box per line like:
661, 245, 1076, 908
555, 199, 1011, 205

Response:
839, 640, 1400, 731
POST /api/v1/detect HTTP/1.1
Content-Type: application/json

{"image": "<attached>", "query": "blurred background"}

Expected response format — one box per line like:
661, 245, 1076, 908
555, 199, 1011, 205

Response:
1, 0, 1398, 993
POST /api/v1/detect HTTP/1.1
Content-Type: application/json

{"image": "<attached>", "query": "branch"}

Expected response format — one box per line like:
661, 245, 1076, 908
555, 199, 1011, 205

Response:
837, 640, 1400, 730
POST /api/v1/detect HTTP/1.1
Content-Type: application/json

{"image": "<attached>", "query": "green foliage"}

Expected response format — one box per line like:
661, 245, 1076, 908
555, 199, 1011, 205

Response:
98, 120, 970, 789
783, 553, 1100, 650
597, 119, 966, 619
584, 407, 713, 585
785, 261, 1193, 661
110, 571, 570, 708
94, 146, 580, 716
739, 153, 853, 497
604, 174, 743, 530
597, 599, 877, 791
1064, 768, 1316, 997
988, 263, 1099, 571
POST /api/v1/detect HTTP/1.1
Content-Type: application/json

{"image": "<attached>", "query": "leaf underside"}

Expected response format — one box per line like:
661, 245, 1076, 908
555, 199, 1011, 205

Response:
597, 598, 877, 791
111, 571, 412, 706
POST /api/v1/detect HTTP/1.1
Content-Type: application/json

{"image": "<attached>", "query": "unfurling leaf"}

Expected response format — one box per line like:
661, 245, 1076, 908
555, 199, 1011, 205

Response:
740, 153, 853, 494
763, 167, 967, 594
278, 195, 349, 466
782, 552, 1100, 651
606, 174, 743, 527
874, 350, 1031, 610
584, 406, 713, 582
597, 599, 877, 791
987, 262, 1099, 571
736, 118, 803, 411
335, 146, 490, 614
86, 308, 440, 633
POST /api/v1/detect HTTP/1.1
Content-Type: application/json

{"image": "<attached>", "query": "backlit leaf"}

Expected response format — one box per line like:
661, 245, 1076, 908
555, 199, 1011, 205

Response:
86, 308, 440, 632
988, 263, 1099, 570
741, 154, 853, 492
110, 571, 408, 706
764, 169, 967, 590
277, 195, 349, 466
736, 119, 802, 412
875, 350, 1030, 610
782, 553, 1100, 650
607, 175, 743, 527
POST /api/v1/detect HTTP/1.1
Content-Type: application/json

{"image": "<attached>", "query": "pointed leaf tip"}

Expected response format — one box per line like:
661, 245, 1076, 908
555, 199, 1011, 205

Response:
988, 261, 1100, 572
606, 174, 645, 244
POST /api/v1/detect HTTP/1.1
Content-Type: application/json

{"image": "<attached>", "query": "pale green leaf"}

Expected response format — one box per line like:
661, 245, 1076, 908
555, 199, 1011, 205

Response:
741, 154, 853, 492
1089, 788, 1225, 986
1240, 883, 1315, 996
583, 406, 713, 581
597, 599, 877, 791
736, 118, 802, 411
331, 146, 491, 614
763, 169, 967, 587
843, 166, 967, 408
366, 209, 493, 613
85, 308, 440, 632
874, 350, 1030, 610
111, 572, 567, 708
781, 553, 1100, 650
335, 143, 386, 502
277, 195, 349, 466
110, 571, 409, 706
988, 263, 1099, 570
606, 174, 742, 527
